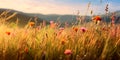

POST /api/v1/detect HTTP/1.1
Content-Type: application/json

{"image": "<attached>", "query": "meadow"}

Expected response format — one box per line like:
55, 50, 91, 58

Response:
0, 10, 120, 60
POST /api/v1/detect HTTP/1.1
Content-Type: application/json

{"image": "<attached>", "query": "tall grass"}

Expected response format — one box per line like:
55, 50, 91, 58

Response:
0, 11, 120, 60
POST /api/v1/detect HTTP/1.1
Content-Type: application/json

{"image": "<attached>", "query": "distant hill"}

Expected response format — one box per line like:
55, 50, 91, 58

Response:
27, 13, 91, 24
28, 12, 120, 24
0, 8, 44, 27
0, 8, 119, 27
28, 13, 76, 23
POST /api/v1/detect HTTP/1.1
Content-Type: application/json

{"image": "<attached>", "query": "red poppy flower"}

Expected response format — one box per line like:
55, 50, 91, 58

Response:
92, 16, 102, 21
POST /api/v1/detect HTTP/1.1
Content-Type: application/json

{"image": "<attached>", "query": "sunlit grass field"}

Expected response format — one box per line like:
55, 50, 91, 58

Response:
0, 11, 120, 60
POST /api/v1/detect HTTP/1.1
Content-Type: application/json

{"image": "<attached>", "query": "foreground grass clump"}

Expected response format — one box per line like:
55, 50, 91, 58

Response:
0, 20, 119, 60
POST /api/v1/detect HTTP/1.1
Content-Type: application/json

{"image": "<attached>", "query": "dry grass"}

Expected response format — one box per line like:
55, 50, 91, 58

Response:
0, 11, 120, 60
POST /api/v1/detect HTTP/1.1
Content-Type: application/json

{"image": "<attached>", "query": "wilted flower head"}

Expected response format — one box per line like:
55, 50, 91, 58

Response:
6, 31, 11, 35
24, 47, 29, 53
105, 4, 109, 13
90, 10, 93, 15
73, 27, 79, 32
61, 40, 66, 45
80, 27, 87, 32
64, 49, 72, 55
102, 27, 108, 31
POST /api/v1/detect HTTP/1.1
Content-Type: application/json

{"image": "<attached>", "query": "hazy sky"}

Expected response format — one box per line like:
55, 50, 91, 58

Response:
0, 0, 120, 15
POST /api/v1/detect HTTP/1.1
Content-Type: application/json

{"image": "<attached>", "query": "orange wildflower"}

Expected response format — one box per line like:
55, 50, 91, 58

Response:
92, 16, 102, 21
73, 27, 78, 32
6, 31, 11, 35
24, 47, 29, 53
29, 22, 35, 26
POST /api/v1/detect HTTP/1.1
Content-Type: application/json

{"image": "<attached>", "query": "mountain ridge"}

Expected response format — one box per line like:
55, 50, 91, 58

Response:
0, 8, 120, 26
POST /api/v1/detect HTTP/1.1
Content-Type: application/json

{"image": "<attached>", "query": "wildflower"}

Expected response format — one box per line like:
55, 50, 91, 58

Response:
29, 22, 35, 26
24, 47, 29, 53
64, 49, 72, 55
73, 27, 79, 32
50, 20, 56, 28
110, 13, 116, 26
6, 31, 11, 35
59, 27, 64, 31
61, 38, 67, 45
92, 16, 102, 24
57, 27, 64, 36
50, 20, 54, 24
80, 27, 87, 32
92, 16, 102, 21
102, 27, 108, 31
61, 40, 66, 45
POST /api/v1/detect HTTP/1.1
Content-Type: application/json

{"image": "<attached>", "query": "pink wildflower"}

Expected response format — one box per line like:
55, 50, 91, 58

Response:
64, 49, 72, 55
80, 27, 87, 32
